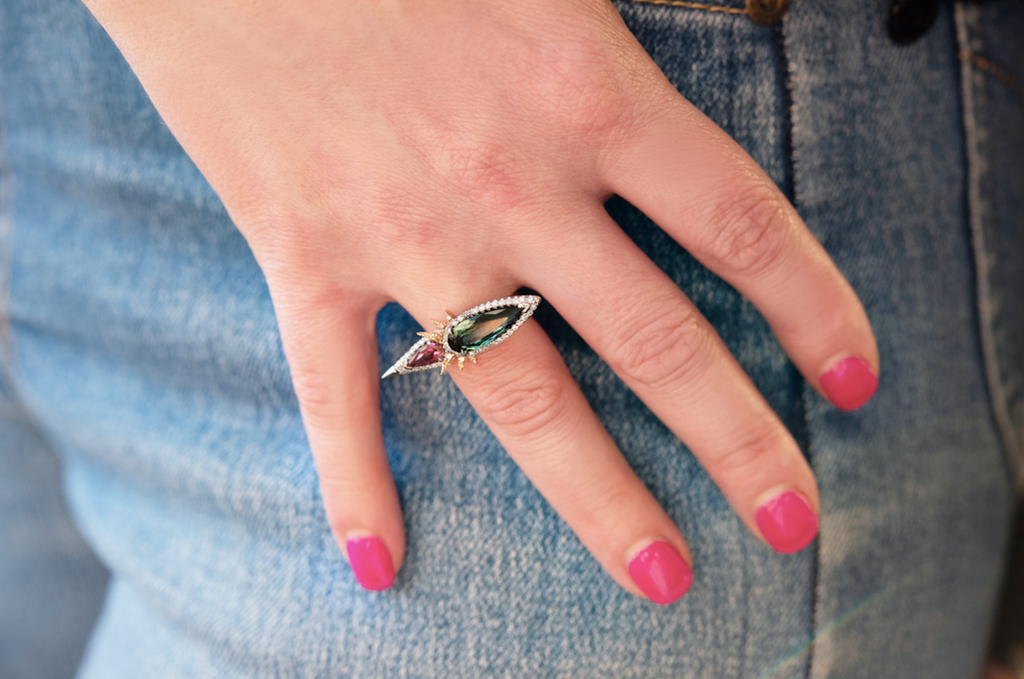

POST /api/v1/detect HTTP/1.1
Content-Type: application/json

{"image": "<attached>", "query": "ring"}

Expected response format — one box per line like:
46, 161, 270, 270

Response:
382, 295, 541, 378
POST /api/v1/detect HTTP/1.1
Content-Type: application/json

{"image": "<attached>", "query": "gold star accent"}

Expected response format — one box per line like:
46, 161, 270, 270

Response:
439, 352, 455, 375
420, 312, 456, 345
417, 330, 443, 343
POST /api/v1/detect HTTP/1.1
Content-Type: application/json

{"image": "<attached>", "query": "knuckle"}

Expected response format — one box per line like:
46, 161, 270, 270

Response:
699, 185, 791, 276
366, 187, 446, 254
289, 366, 340, 422
512, 37, 632, 140
606, 304, 711, 392
436, 141, 531, 211
240, 210, 319, 277
474, 370, 571, 444
706, 418, 790, 479
576, 483, 634, 534
394, 111, 537, 215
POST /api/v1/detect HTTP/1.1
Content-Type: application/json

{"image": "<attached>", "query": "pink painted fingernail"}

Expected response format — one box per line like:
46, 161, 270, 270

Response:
346, 536, 395, 591
628, 541, 692, 605
756, 491, 819, 554
820, 357, 878, 411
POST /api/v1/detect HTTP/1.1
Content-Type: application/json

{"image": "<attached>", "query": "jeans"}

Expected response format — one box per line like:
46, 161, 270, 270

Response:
0, 0, 1022, 676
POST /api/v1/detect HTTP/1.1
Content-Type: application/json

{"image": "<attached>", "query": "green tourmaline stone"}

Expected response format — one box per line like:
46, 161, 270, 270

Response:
447, 306, 523, 354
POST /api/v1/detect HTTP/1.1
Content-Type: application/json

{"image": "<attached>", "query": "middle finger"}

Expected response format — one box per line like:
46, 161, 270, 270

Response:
520, 205, 821, 554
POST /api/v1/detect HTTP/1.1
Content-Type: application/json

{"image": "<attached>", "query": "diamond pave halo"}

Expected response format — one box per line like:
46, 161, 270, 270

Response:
381, 295, 541, 378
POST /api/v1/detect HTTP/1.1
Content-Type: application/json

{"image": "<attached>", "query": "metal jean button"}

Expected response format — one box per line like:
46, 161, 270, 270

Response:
746, 0, 791, 26
888, 0, 942, 44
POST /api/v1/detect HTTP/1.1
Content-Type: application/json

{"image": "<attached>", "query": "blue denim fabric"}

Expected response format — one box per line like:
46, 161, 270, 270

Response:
0, 369, 109, 679
0, 0, 1021, 677
0, 67, 109, 678
959, 1, 1024, 481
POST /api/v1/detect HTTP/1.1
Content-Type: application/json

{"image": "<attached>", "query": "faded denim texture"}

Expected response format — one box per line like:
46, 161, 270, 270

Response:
0, 0, 1022, 677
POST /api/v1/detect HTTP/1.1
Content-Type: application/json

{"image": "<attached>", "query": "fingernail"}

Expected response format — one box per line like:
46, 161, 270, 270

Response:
628, 541, 693, 605
756, 491, 818, 554
346, 536, 395, 591
820, 356, 878, 411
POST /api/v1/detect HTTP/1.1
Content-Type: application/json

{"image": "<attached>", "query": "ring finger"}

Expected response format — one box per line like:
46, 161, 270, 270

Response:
399, 290, 696, 605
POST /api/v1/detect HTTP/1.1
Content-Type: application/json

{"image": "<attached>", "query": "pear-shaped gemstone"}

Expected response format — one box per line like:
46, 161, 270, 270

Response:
408, 341, 443, 367
447, 306, 523, 354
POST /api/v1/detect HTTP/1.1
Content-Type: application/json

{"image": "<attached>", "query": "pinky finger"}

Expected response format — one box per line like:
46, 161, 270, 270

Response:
275, 294, 405, 591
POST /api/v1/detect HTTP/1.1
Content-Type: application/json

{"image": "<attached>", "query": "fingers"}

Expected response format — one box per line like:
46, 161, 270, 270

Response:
982, 663, 1018, 679
522, 208, 820, 554
273, 292, 405, 591
440, 319, 694, 604
605, 96, 879, 411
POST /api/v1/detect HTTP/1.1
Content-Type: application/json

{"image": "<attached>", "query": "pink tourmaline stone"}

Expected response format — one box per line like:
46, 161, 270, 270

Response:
408, 342, 443, 367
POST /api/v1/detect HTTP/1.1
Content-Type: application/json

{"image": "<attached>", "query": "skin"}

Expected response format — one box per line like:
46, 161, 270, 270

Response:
983, 663, 1020, 679
82, 0, 878, 601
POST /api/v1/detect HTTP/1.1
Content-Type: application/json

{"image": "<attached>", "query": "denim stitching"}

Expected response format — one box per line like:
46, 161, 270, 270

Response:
954, 2, 1023, 488
628, 0, 747, 16
775, 9, 820, 675
958, 51, 1024, 106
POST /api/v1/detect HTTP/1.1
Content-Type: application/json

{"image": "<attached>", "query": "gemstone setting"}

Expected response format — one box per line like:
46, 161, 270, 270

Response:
408, 341, 443, 367
381, 295, 541, 378
446, 307, 523, 354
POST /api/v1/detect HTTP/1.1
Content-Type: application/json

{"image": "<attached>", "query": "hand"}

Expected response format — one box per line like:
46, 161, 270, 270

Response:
983, 663, 1020, 679
83, 0, 878, 603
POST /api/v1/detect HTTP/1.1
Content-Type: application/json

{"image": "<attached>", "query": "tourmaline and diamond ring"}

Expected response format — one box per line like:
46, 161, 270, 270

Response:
382, 295, 541, 378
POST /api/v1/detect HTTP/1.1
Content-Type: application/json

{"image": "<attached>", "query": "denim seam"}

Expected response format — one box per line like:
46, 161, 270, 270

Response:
780, 14, 819, 676
0, 104, 14, 375
957, 52, 1024, 105
778, 14, 819, 675
797, 384, 819, 679
954, 1, 1023, 489
627, 0, 747, 16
